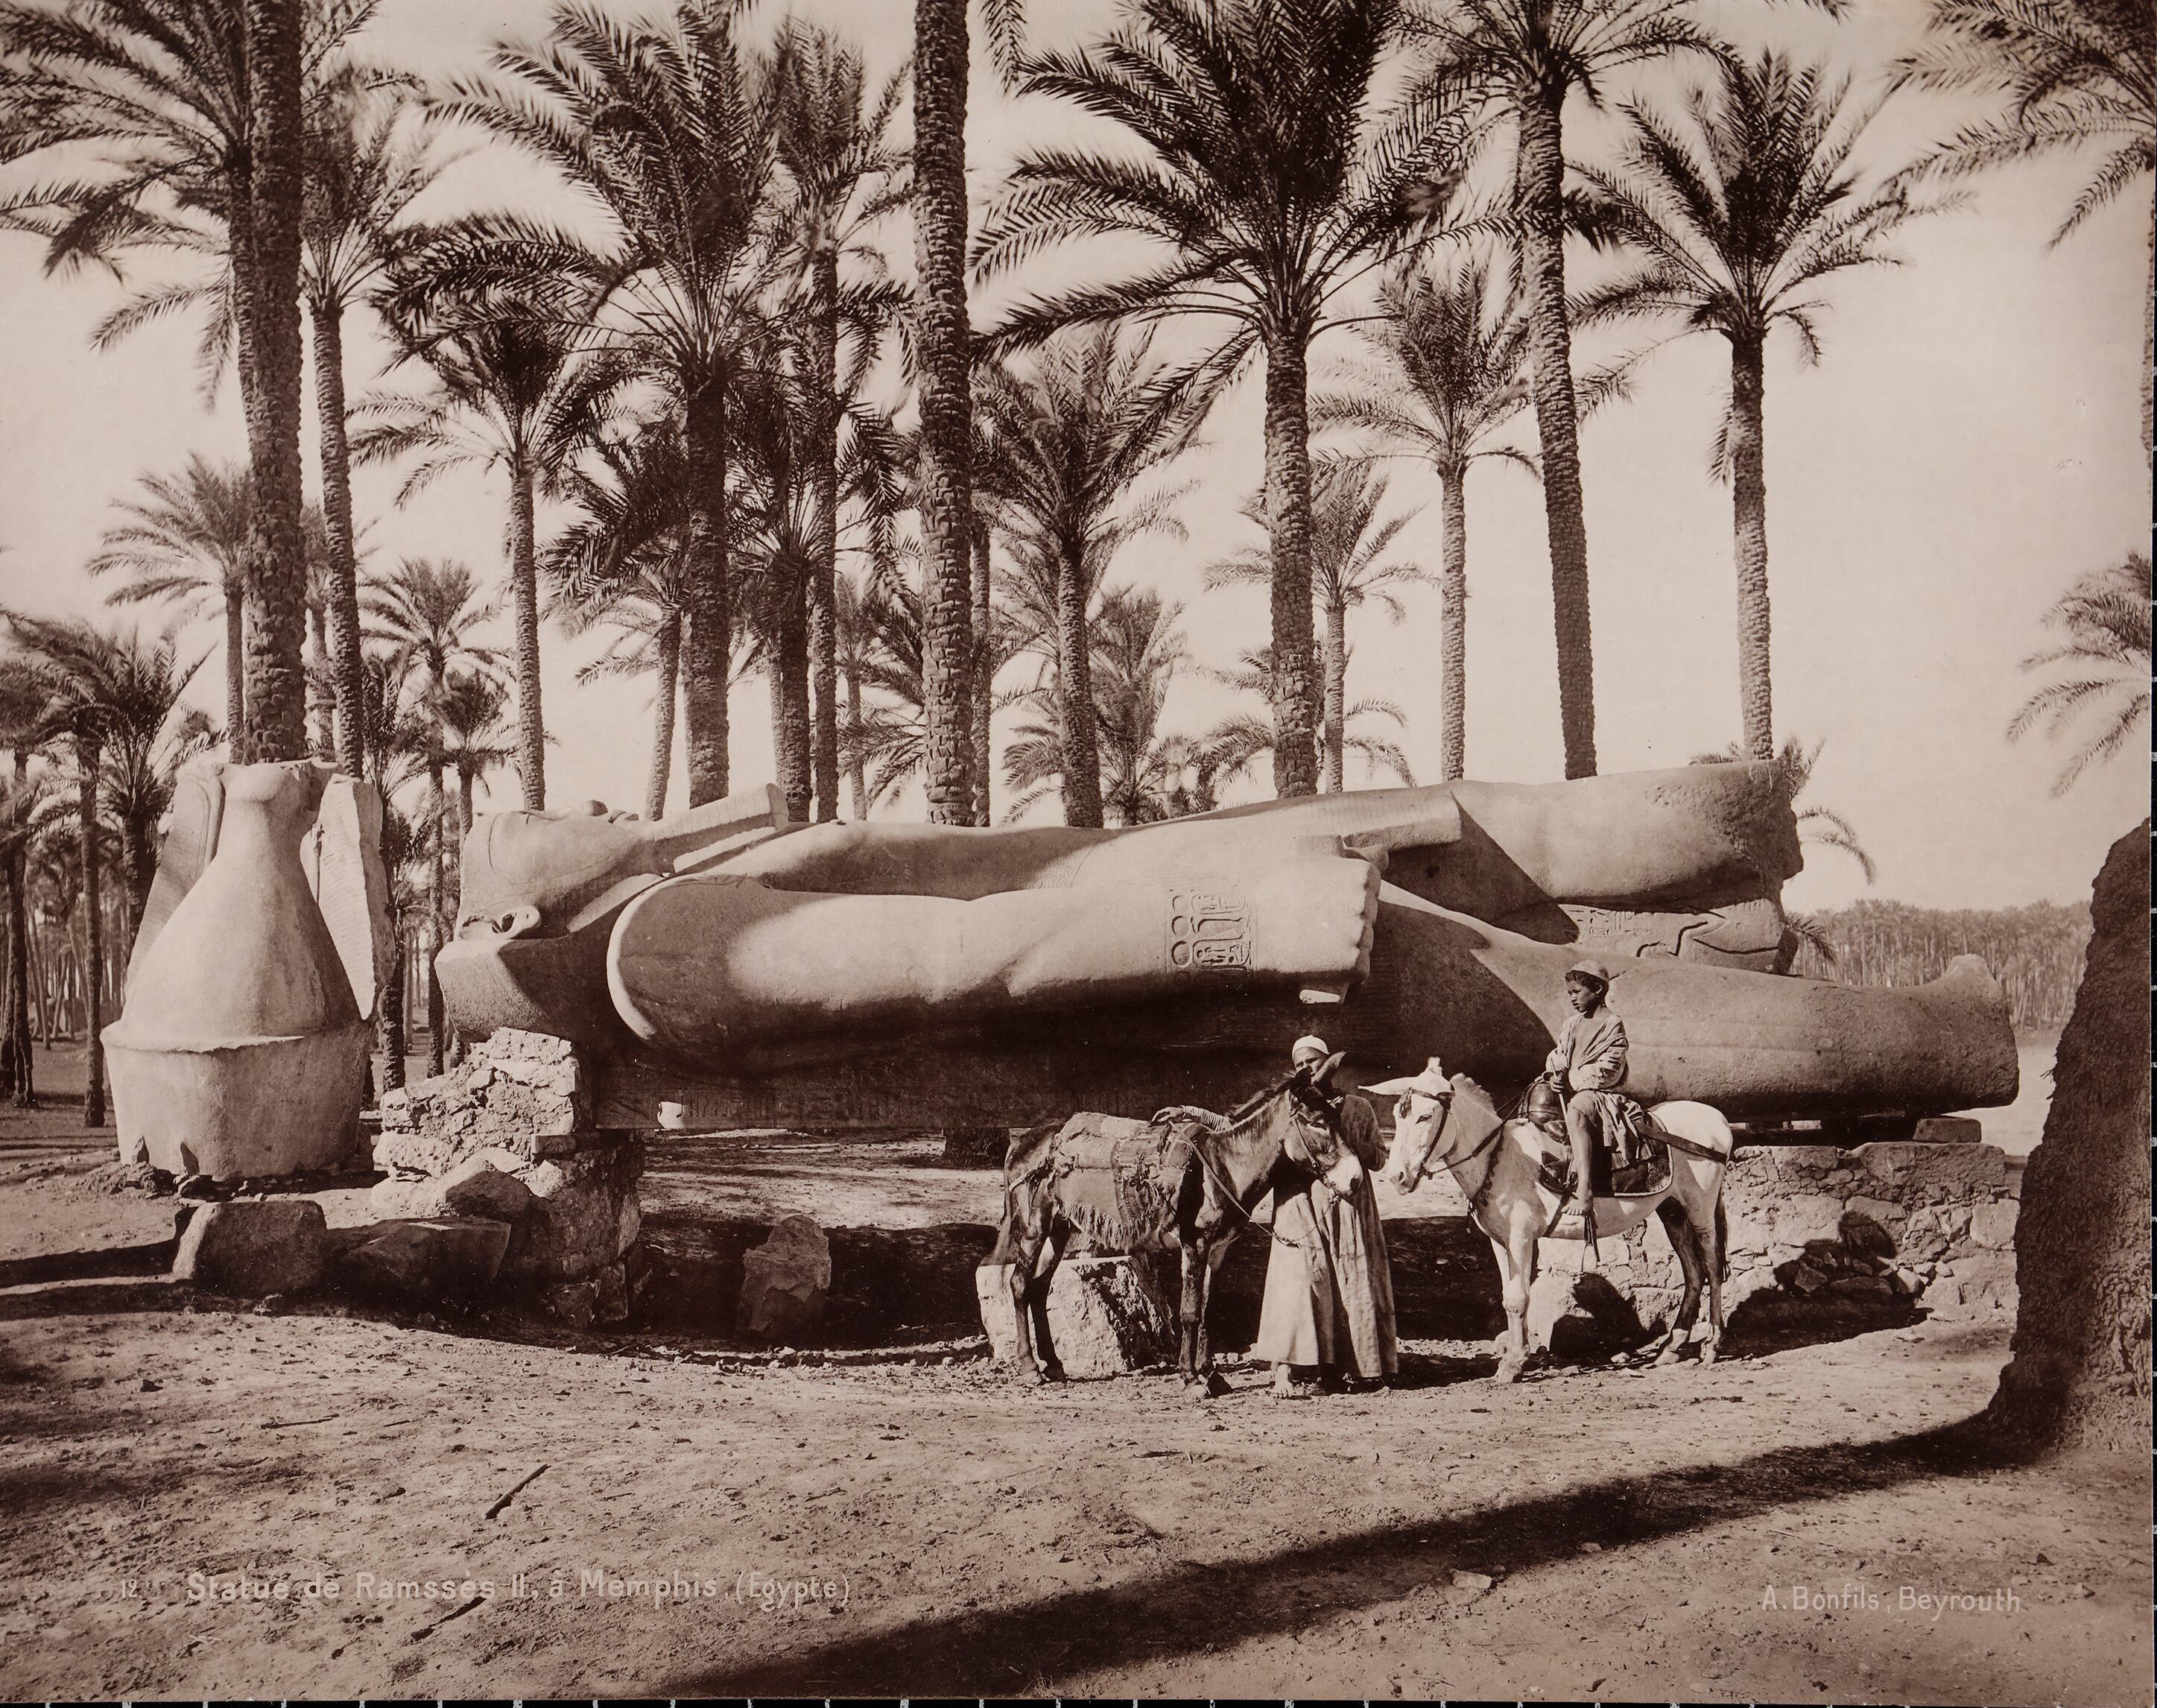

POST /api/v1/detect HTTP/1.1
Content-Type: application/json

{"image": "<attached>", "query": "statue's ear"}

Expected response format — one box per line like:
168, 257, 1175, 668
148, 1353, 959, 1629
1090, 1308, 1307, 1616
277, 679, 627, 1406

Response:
1315, 1050, 1346, 1090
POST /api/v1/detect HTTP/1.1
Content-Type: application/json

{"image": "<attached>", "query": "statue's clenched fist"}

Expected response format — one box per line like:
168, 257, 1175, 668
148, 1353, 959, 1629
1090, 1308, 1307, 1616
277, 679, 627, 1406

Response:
1232, 853, 1382, 996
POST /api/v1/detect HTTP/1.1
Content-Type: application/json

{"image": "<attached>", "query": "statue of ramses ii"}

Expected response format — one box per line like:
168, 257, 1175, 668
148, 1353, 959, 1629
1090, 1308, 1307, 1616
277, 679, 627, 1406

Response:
431, 765, 2017, 1131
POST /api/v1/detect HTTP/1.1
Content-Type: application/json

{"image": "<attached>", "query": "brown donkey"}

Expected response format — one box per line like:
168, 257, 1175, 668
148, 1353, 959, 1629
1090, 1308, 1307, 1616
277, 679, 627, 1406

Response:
992, 1054, 1353, 1391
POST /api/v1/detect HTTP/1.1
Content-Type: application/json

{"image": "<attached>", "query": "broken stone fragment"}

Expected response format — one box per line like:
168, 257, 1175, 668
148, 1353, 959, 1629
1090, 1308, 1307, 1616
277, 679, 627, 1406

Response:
740, 1215, 833, 1341
338, 1218, 510, 1300
171, 1199, 330, 1297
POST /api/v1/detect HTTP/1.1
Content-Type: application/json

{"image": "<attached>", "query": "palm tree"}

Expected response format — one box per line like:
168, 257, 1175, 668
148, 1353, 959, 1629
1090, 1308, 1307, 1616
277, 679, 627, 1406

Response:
2009, 553, 2152, 795
92, 635, 213, 955
438, 671, 513, 841
975, 0, 1467, 800
431, 1, 782, 809
1314, 253, 1544, 779
833, 566, 880, 819
355, 651, 428, 1091
1419, 0, 1729, 778
1573, 52, 1930, 761
0, 744, 47, 1107
0, 0, 376, 763
1202, 644, 1416, 794
770, 22, 906, 823
0, 613, 171, 1126
1897, 0, 2156, 461
1004, 586, 1201, 826
359, 265, 612, 813
1206, 456, 1432, 792
546, 419, 697, 820
303, 67, 446, 775
86, 457, 256, 744
362, 560, 504, 1076
974, 327, 1218, 826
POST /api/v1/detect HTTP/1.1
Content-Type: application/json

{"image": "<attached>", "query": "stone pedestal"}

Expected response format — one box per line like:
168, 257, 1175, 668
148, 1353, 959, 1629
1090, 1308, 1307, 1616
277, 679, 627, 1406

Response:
372, 1028, 642, 1327
976, 1254, 1181, 1377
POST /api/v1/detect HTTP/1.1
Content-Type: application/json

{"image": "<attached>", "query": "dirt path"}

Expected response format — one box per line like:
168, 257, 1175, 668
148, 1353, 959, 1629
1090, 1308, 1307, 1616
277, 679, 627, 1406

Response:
0, 1281, 2144, 1703
1, 1045, 2141, 1702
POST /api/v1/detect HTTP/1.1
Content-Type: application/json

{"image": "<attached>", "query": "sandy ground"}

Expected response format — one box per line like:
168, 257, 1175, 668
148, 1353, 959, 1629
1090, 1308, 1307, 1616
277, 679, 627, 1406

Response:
2, 1037, 2147, 1704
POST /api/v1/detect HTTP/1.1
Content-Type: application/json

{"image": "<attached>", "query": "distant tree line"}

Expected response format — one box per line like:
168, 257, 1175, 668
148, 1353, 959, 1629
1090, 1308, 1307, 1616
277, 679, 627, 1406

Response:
1791, 898, 2093, 1032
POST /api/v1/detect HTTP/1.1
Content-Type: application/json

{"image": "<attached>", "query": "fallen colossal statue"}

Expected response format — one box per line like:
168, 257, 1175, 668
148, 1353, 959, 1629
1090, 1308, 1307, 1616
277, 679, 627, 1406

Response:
434, 765, 2017, 1132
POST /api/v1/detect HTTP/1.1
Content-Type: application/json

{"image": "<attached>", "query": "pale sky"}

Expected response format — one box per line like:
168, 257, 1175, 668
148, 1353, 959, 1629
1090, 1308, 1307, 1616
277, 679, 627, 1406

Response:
0, 0, 2147, 914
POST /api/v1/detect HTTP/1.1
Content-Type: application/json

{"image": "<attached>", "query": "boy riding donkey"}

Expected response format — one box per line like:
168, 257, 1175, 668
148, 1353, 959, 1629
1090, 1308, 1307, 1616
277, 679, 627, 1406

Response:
1537, 958, 1646, 1271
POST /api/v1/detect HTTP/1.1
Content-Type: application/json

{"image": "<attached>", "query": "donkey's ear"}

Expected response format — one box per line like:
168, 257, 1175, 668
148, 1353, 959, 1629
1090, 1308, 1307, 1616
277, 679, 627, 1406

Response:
1315, 1050, 1347, 1090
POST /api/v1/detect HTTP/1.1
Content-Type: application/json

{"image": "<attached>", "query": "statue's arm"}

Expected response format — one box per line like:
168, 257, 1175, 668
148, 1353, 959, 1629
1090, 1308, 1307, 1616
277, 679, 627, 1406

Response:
606, 855, 1381, 1064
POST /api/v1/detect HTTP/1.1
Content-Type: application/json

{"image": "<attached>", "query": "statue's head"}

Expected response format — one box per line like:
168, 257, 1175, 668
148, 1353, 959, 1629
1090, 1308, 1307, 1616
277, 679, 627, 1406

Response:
455, 800, 660, 941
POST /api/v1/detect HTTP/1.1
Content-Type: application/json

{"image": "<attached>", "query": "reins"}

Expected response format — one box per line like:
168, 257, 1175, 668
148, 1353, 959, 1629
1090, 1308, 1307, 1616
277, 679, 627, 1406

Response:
1159, 1079, 1347, 1251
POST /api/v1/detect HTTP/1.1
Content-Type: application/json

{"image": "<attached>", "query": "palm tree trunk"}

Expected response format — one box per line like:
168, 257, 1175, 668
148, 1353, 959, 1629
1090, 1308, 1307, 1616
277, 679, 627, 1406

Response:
237, 0, 308, 764
306, 604, 332, 759
1322, 598, 1346, 794
77, 738, 104, 1127
510, 450, 546, 809
1517, 86, 1597, 779
648, 609, 680, 821
2, 841, 32, 1106
118, 817, 148, 972
642, 612, 677, 823
913, 0, 977, 826
312, 295, 366, 776
427, 753, 446, 1078
682, 378, 732, 806
1262, 327, 1320, 797
844, 664, 867, 820
972, 516, 993, 826
808, 247, 843, 824
1438, 464, 1468, 782
774, 583, 814, 823
224, 592, 247, 751
1729, 332, 1773, 761
1054, 539, 1105, 828
379, 902, 407, 1093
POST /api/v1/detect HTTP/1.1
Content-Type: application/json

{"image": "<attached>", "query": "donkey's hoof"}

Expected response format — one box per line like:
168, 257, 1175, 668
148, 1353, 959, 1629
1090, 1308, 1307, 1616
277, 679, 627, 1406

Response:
1653, 1344, 1684, 1367
1492, 1359, 1523, 1385
1698, 1341, 1720, 1367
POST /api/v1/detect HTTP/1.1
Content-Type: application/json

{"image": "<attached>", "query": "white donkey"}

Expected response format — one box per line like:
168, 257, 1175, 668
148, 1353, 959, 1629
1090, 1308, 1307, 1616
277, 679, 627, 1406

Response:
1369, 1060, 1735, 1381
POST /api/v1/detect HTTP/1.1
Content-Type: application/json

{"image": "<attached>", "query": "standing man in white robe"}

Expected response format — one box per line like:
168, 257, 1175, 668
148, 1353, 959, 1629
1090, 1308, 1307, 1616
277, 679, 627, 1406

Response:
1255, 1035, 1400, 1396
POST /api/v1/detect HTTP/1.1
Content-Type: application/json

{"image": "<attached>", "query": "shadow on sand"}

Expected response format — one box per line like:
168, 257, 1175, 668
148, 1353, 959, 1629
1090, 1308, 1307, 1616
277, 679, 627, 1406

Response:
667, 1414, 2031, 1697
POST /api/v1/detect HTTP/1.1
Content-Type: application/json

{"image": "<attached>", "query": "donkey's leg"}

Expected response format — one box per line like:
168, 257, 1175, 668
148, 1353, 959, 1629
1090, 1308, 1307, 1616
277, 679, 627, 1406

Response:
1189, 1236, 1236, 1397
1177, 1241, 1207, 1386
1030, 1219, 1073, 1381
1697, 1188, 1727, 1366
1655, 1195, 1705, 1367
1007, 1220, 1050, 1383
1490, 1231, 1533, 1383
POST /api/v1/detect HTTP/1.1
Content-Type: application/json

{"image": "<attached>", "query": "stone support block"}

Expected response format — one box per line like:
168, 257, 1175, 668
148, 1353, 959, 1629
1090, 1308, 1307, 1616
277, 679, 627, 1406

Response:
171, 1199, 330, 1297
976, 1254, 1180, 1377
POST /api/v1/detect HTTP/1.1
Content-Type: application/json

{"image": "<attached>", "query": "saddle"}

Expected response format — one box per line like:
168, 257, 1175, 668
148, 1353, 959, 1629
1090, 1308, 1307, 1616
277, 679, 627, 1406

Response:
1526, 1109, 1673, 1199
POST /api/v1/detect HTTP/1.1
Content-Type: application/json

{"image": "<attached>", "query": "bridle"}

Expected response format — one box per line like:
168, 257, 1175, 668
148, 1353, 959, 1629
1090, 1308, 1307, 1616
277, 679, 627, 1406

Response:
1390, 1084, 1504, 1189
1155, 1067, 1345, 1250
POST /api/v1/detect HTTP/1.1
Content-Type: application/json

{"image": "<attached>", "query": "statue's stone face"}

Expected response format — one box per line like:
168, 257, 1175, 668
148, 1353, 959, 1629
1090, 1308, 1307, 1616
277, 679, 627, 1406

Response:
455, 802, 662, 940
